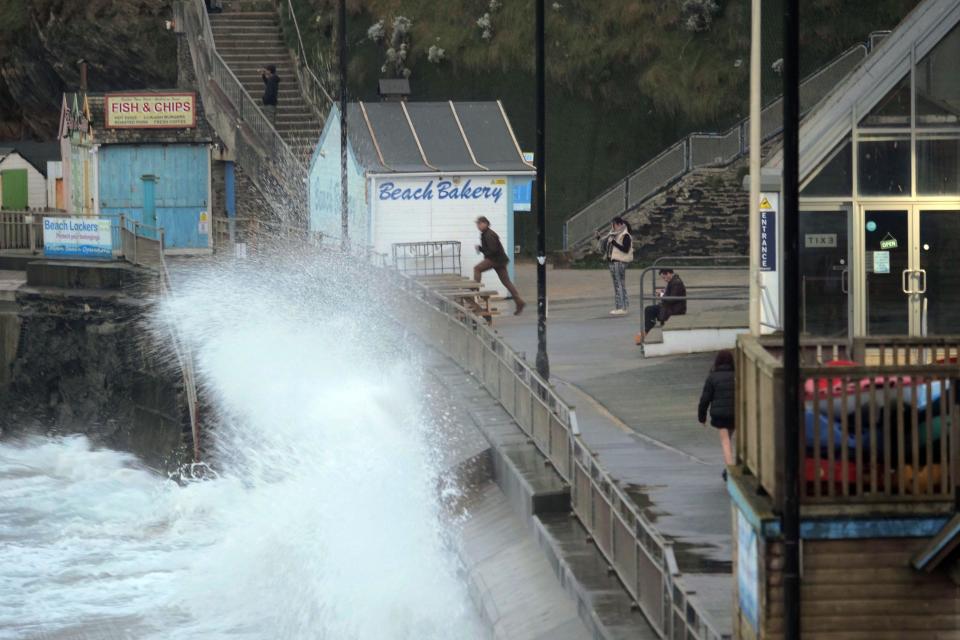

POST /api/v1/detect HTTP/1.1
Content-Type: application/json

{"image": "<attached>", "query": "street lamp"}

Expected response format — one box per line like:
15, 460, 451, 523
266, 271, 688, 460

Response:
534, 0, 549, 380
339, 0, 349, 251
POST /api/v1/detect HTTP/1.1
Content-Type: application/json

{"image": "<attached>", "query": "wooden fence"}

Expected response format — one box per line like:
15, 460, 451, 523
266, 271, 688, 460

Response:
737, 334, 960, 513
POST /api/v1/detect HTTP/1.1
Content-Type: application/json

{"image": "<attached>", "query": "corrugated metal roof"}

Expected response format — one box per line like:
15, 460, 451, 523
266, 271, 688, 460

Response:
342, 100, 533, 174
405, 102, 482, 172
362, 102, 432, 172
452, 102, 531, 172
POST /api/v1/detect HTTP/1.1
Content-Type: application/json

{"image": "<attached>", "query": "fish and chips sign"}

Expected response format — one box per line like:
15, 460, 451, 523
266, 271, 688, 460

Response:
104, 92, 197, 129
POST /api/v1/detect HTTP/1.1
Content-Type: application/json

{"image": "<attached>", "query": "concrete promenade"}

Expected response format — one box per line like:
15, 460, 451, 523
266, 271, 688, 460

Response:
492, 262, 749, 633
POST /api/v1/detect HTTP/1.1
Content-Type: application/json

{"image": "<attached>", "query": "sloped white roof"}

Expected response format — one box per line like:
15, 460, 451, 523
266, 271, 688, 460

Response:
765, 0, 960, 181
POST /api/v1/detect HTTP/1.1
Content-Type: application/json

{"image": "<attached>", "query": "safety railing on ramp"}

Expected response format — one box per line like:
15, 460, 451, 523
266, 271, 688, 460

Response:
564, 42, 872, 249
179, 0, 308, 225
393, 271, 727, 640
119, 217, 203, 462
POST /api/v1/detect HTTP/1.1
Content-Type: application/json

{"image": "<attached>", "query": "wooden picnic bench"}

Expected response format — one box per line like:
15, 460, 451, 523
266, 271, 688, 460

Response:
417, 274, 500, 324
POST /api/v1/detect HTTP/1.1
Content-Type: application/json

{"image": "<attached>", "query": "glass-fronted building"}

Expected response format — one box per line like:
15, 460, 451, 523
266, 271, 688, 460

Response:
764, 1, 960, 338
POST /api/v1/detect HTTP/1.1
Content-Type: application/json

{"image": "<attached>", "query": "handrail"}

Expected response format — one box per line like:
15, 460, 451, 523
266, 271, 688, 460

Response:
181, 0, 307, 224
564, 40, 873, 249
394, 270, 726, 640
282, 0, 334, 111
118, 214, 202, 462
638, 258, 750, 321
159, 255, 202, 463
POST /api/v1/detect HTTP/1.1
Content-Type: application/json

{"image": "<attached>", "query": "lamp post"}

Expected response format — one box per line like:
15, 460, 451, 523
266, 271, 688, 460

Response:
534, 0, 549, 380
782, 0, 801, 638
339, 0, 349, 251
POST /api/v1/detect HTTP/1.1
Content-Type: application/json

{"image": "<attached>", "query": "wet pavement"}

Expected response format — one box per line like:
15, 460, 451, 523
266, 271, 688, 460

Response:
492, 263, 739, 633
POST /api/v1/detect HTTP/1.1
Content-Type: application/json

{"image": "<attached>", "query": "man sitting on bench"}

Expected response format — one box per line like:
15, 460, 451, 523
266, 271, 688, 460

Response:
635, 268, 686, 345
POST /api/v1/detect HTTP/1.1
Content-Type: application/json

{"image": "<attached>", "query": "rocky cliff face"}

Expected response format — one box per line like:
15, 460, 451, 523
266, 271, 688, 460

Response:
0, 265, 189, 469
0, 0, 177, 139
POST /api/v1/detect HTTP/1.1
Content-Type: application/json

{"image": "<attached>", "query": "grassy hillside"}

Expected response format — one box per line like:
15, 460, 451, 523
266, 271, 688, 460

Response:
285, 0, 919, 250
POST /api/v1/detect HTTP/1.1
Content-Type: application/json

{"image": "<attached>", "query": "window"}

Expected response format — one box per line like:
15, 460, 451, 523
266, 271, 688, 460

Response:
858, 75, 910, 128
858, 138, 910, 196
802, 140, 852, 197
917, 137, 960, 195
916, 24, 960, 128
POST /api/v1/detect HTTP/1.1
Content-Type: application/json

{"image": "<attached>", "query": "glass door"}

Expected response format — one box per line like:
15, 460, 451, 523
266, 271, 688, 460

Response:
862, 208, 913, 335
799, 208, 851, 337
919, 208, 960, 335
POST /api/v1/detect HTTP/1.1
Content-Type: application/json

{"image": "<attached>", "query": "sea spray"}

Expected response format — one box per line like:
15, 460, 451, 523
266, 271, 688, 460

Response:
0, 251, 483, 639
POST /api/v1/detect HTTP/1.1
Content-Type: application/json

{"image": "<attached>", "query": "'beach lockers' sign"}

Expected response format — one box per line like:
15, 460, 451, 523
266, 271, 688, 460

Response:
104, 93, 197, 129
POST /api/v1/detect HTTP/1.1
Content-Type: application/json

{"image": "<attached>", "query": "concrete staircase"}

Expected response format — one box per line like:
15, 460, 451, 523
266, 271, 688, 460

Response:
209, 9, 322, 161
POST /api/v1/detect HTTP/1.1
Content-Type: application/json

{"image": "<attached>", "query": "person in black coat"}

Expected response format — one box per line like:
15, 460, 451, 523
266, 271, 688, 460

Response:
698, 350, 735, 478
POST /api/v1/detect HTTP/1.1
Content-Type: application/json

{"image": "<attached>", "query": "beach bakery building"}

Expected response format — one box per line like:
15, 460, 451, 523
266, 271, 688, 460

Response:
308, 100, 535, 293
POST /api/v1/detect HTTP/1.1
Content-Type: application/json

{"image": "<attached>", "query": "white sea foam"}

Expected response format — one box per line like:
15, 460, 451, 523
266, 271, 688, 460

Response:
0, 255, 482, 639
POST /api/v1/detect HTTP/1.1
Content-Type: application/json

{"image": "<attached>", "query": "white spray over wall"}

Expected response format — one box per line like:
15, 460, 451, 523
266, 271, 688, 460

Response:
0, 253, 483, 639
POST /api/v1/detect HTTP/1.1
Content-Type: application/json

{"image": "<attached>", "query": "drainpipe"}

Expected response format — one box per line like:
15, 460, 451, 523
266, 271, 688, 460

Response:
141, 175, 158, 233
225, 161, 236, 244
78, 59, 88, 94
782, 0, 802, 639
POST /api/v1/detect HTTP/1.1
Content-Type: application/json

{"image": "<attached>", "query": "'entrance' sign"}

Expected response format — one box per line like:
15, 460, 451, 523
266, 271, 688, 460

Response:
759, 193, 778, 272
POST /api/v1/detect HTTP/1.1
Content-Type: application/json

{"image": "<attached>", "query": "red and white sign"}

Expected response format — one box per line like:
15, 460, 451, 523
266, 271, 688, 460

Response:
104, 93, 197, 129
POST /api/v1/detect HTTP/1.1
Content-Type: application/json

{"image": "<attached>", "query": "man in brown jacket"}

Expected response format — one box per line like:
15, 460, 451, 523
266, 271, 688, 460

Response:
473, 217, 525, 315
635, 268, 686, 345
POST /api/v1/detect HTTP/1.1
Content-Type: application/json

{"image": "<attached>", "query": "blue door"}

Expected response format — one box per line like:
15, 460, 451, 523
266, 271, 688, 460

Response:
98, 145, 210, 249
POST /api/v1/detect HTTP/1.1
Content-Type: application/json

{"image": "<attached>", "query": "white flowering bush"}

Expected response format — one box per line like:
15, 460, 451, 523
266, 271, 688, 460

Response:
427, 44, 446, 64
681, 0, 720, 33
477, 12, 493, 41
367, 20, 385, 42
372, 15, 415, 78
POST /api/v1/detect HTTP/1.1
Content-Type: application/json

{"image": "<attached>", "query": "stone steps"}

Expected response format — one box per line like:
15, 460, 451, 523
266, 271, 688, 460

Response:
207, 5, 321, 156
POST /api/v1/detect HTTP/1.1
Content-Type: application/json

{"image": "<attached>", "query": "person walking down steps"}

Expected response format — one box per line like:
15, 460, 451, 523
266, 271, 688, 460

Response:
473, 217, 525, 315
597, 217, 634, 316
260, 64, 280, 124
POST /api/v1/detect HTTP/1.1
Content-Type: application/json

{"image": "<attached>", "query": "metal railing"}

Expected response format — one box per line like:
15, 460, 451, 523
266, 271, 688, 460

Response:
638, 256, 750, 324
279, 0, 333, 120
158, 253, 202, 463
392, 241, 462, 276
118, 215, 165, 269
117, 215, 202, 462
395, 272, 726, 640
181, 0, 307, 224
212, 216, 323, 255
564, 43, 871, 249
737, 334, 960, 511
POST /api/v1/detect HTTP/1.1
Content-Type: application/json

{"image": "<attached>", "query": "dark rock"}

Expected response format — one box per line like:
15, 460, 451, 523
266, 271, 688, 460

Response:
0, 0, 176, 139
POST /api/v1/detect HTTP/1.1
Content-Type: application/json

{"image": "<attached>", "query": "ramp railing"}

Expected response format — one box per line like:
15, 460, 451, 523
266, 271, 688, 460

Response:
564, 42, 871, 249
279, 0, 334, 120
117, 215, 202, 462
394, 271, 727, 640
638, 255, 750, 324
179, 0, 307, 225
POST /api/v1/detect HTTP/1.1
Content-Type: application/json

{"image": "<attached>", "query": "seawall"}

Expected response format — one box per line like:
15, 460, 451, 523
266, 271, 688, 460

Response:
0, 260, 191, 468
